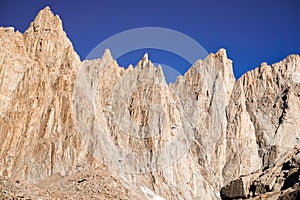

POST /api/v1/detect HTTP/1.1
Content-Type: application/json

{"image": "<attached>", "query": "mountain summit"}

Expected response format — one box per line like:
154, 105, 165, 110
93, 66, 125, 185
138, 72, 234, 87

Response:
0, 7, 299, 200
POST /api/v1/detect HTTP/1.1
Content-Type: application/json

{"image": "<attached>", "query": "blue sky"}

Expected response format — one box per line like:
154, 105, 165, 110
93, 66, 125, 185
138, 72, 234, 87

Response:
1, 0, 300, 79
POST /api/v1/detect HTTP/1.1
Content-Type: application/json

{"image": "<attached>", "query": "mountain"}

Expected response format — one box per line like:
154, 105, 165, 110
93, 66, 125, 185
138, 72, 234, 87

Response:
0, 7, 299, 200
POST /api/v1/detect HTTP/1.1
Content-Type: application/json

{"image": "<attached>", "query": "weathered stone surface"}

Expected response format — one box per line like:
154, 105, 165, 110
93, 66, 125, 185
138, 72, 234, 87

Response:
0, 6, 299, 200
221, 148, 300, 199
220, 178, 247, 199
0, 6, 80, 181
277, 189, 300, 200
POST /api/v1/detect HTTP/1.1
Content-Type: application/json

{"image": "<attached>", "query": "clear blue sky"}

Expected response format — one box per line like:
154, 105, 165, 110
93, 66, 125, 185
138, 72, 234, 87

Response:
1, 0, 299, 79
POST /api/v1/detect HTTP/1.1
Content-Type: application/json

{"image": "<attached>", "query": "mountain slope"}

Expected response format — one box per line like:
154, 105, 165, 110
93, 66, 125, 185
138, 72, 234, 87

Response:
0, 7, 299, 200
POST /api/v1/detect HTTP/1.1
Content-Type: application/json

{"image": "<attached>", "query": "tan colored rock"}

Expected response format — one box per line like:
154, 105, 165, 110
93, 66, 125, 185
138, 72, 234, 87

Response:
0, 6, 299, 200
0, 6, 81, 181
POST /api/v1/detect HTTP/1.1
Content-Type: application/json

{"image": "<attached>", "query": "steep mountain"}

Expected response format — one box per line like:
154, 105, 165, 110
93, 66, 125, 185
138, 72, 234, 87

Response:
0, 7, 299, 200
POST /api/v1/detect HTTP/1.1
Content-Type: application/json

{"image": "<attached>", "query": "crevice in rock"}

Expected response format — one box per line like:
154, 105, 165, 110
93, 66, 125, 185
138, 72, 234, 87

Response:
275, 87, 289, 135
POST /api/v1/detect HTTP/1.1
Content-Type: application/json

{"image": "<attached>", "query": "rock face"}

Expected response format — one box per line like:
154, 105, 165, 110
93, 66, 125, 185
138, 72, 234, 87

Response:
0, 6, 81, 182
221, 147, 300, 199
0, 7, 299, 200
220, 178, 246, 199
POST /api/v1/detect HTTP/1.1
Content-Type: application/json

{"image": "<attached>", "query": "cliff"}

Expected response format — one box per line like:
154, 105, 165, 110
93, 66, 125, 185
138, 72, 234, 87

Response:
0, 7, 299, 200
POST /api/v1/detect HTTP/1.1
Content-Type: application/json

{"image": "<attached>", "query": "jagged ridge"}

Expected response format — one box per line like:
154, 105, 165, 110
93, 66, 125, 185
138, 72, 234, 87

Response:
0, 6, 299, 200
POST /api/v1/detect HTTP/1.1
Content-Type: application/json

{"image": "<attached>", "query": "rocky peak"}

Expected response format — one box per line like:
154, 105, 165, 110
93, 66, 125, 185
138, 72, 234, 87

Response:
0, 6, 81, 182
0, 6, 300, 200
101, 48, 114, 64
137, 53, 151, 66
127, 64, 134, 71
215, 48, 228, 61
26, 6, 63, 34
23, 6, 79, 65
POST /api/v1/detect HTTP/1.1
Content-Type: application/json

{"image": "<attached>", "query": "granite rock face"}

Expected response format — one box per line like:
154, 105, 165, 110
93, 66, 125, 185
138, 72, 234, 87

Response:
0, 7, 81, 182
0, 7, 299, 200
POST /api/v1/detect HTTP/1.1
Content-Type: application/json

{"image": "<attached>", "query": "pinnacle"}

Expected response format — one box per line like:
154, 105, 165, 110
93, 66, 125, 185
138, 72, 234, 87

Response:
101, 48, 114, 63
43, 6, 51, 11
127, 64, 134, 71
26, 6, 62, 34
37, 6, 55, 19
103, 48, 112, 58
216, 48, 227, 58
138, 53, 151, 66
142, 53, 149, 62
261, 62, 268, 66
